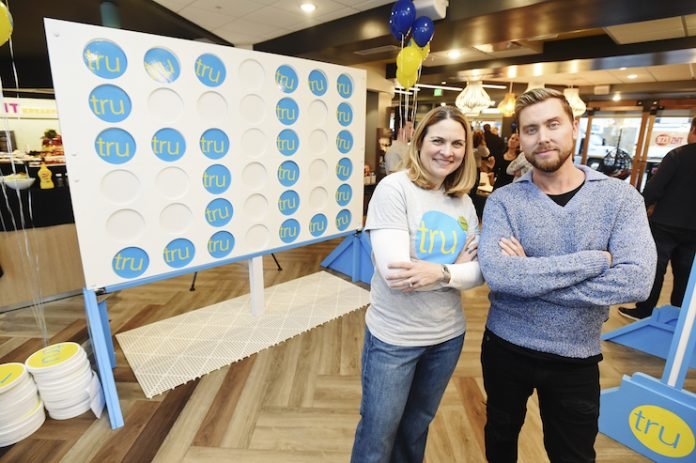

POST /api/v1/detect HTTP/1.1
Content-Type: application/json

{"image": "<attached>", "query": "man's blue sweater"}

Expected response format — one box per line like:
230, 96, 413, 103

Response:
479, 165, 657, 358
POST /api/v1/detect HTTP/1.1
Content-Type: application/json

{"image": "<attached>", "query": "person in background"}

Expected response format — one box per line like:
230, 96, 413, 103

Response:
483, 123, 506, 166
478, 88, 656, 462
471, 129, 491, 193
618, 117, 696, 320
351, 105, 484, 463
492, 133, 520, 190
506, 149, 533, 180
384, 120, 414, 175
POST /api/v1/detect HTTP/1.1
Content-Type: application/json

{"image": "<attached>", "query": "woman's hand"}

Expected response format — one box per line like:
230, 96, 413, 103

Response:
499, 236, 526, 257
385, 260, 444, 292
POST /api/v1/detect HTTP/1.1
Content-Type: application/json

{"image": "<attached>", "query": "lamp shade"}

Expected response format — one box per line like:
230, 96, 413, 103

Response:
455, 81, 492, 116
563, 87, 586, 118
497, 92, 516, 117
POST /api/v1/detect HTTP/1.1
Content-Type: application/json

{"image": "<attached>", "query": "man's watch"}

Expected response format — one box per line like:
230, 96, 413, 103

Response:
441, 264, 451, 284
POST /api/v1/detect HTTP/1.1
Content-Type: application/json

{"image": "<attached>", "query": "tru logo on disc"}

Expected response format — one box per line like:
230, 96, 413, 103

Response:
629, 405, 695, 458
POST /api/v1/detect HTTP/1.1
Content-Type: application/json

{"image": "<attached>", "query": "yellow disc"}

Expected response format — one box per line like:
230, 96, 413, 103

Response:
26, 342, 80, 370
0, 362, 25, 392
0, 3, 13, 47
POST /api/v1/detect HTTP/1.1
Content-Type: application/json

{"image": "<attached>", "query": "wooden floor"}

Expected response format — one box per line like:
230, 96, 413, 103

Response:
0, 237, 692, 462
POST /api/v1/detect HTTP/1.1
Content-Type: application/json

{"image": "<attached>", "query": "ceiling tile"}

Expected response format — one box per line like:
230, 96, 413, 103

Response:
244, 6, 306, 29
645, 64, 694, 81
580, 70, 621, 84
187, 0, 263, 16
423, 48, 489, 67
215, 18, 286, 38
605, 17, 686, 44
608, 67, 655, 83
178, 5, 236, 30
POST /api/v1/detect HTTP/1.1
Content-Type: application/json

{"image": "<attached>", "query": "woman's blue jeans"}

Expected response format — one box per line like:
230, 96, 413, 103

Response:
350, 327, 464, 463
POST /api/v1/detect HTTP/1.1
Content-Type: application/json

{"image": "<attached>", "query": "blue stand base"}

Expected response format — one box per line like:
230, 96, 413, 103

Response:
602, 305, 696, 369
321, 232, 373, 284
599, 373, 696, 462
83, 289, 123, 429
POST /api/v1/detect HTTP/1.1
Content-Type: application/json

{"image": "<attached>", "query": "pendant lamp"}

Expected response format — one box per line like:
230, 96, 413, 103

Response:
455, 81, 492, 116
563, 87, 587, 118
497, 82, 516, 117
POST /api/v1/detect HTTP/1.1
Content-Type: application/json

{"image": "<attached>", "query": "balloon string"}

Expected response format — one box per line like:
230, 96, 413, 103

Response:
0, 2, 49, 342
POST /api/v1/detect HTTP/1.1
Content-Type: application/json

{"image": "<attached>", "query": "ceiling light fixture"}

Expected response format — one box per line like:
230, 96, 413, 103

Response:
300, 2, 316, 13
563, 87, 586, 118
627, 74, 638, 79
482, 83, 507, 89
497, 82, 516, 117
455, 80, 492, 116
612, 92, 622, 101
447, 50, 461, 59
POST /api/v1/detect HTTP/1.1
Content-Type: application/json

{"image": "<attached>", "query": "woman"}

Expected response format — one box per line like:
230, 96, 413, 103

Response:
474, 129, 494, 188
492, 133, 520, 190
506, 148, 532, 180
351, 106, 484, 463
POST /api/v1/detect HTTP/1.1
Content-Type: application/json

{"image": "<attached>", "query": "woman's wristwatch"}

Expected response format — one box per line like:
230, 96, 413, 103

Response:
441, 264, 451, 284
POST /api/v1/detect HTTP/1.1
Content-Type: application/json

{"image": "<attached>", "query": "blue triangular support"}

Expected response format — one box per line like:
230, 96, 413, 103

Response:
602, 305, 696, 369
599, 259, 696, 460
321, 231, 373, 284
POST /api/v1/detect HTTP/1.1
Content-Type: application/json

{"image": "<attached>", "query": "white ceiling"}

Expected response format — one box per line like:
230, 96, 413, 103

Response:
154, 0, 395, 46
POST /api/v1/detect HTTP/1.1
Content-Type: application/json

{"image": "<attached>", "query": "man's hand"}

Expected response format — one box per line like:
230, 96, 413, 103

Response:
499, 236, 526, 257
602, 251, 613, 266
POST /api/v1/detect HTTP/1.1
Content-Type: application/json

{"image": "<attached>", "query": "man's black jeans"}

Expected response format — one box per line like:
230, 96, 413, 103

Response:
481, 332, 600, 463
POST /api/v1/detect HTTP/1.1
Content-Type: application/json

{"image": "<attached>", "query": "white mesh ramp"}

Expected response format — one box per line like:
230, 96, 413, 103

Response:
116, 271, 370, 398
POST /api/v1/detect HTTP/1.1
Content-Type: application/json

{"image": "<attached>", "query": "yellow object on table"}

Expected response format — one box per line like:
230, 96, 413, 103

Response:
38, 162, 54, 189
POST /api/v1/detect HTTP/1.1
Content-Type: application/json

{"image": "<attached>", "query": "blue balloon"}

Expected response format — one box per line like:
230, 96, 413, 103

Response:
389, 0, 416, 40
412, 16, 434, 47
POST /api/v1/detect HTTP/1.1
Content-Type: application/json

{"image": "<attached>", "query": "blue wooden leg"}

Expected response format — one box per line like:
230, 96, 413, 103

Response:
98, 299, 116, 368
83, 288, 123, 428
351, 233, 360, 282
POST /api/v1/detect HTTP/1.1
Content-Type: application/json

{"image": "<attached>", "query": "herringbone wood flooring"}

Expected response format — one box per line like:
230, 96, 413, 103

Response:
0, 237, 691, 462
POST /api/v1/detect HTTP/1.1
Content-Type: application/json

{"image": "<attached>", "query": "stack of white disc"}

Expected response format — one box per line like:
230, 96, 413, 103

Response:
0, 363, 45, 447
25, 342, 99, 420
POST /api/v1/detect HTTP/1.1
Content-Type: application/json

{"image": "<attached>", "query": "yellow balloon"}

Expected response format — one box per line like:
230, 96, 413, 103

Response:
396, 46, 422, 76
0, 3, 13, 47
396, 69, 418, 90
419, 43, 430, 60
408, 39, 430, 60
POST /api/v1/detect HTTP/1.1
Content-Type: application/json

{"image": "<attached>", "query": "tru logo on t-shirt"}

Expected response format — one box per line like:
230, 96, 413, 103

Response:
415, 211, 468, 264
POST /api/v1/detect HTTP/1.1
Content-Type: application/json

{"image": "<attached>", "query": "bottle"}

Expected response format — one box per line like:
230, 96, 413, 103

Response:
38, 162, 54, 189
55, 173, 64, 187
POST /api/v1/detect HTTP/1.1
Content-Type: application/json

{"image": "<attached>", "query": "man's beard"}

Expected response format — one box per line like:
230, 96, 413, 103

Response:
524, 145, 572, 173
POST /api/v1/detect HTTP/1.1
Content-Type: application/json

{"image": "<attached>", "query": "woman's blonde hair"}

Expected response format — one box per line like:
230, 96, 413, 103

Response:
404, 105, 476, 197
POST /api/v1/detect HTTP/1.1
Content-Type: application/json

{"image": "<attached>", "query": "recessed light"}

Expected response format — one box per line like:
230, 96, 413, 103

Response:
619, 67, 627, 70
612, 92, 621, 101
441, 81, 446, 85
447, 50, 461, 59
627, 74, 638, 79
300, 2, 316, 13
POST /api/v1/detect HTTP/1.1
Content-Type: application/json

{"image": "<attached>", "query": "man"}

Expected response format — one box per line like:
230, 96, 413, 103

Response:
478, 88, 656, 462
619, 117, 696, 320
384, 120, 413, 175
483, 123, 506, 166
